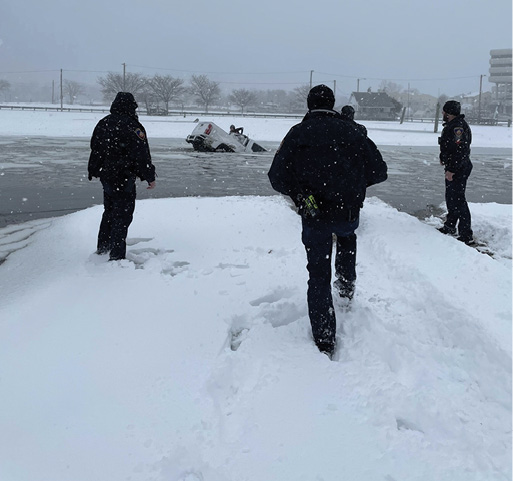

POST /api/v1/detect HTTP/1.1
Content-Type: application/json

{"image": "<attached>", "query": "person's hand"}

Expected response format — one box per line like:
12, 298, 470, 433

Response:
147, 181, 156, 189
445, 171, 454, 181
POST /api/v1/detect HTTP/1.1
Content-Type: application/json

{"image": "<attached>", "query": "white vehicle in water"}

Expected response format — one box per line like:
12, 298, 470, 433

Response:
186, 122, 268, 153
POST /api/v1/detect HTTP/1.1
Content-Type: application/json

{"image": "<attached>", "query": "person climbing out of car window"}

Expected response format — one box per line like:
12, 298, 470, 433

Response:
229, 124, 244, 135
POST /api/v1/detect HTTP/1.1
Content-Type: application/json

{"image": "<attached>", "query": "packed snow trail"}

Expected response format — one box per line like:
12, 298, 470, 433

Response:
157, 198, 510, 481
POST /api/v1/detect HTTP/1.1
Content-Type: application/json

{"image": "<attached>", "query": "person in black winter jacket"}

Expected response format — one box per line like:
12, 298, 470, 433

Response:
340, 105, 367, 136
268, 85, 387, 357
88, 92, 156, 260
437, 100, 473, 244
341, 105, 384, 172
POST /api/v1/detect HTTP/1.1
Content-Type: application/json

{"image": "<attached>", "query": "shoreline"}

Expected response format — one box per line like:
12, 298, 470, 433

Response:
0, 109, 511, 149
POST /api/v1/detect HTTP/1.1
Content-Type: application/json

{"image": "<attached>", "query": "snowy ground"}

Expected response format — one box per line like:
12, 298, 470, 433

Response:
0, 110, 511, 481
0, 107, 511, 148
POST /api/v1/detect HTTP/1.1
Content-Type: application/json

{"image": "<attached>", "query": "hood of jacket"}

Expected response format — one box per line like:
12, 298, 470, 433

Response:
110, 92, 138, 118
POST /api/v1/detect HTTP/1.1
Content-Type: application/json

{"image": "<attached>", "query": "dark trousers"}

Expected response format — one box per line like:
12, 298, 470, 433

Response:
301, 216, 359, 345
98, 181, 136, 260
445, 161, 473, 238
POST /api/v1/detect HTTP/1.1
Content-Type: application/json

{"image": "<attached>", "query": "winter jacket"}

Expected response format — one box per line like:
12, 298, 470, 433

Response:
439, 114, 472, 173
268, 109, 387, 220
88, 92, 156, 190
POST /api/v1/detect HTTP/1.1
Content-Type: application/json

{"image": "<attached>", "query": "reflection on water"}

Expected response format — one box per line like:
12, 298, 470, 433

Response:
0, 137, 511, 227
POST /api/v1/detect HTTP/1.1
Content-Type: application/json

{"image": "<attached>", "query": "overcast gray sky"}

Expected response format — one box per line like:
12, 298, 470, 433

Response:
1, 0, 511, 98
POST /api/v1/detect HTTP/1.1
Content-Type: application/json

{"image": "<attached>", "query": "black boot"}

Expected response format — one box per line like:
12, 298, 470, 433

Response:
437, 225, 456, 235
316, 339, 336, 358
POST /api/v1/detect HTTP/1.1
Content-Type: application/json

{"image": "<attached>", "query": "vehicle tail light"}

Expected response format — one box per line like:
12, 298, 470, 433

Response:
204, 124, 213, 135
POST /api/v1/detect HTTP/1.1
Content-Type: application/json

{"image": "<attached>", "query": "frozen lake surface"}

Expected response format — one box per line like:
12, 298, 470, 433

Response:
0, 136, 511, 227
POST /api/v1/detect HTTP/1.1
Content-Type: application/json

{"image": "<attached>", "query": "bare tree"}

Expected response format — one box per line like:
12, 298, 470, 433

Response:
293, 84, 310, 106
97, 72, 149, 102
188, 74, 220, 113
378, 80, 403, 97
63, 80, 85, 105
137, 86, 157, 115
389, 96, 403, 117
438, 94, 449, 106
228, 88, 257, 114
149, 74, 185, 112
0, 79, 10, 100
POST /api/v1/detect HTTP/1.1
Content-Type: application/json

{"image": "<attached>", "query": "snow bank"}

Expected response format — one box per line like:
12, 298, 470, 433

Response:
0, 196, 510, 481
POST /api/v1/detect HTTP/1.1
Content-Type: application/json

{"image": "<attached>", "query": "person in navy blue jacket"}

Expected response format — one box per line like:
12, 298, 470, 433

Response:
88, 92, 156, 261
437, 100, 473, 244
268, 85, 387, 357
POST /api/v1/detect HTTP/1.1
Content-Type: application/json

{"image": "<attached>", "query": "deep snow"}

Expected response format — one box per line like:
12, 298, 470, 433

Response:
0, 109, 511, 481
0, 107, 511, 148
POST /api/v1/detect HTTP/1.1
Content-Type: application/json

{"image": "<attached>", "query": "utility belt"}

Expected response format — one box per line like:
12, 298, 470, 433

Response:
297, 193, 359, 222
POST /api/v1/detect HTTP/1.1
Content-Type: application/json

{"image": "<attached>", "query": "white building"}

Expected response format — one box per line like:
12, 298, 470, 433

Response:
489, 48, 512, 116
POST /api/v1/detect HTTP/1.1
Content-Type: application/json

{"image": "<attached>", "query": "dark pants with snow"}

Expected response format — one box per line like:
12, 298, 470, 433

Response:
98, 180, 136, 260
444, 161, 473, 238
301, 215, 359, 347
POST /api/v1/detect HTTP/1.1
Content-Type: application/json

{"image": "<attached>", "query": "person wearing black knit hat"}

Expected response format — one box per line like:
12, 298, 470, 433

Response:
341, 104, 367, 136
437, 100, 474, 244
442, 100, 461, 116
268, 85, 388, 358
340, 105, 356, 120
306, 84, 336, 110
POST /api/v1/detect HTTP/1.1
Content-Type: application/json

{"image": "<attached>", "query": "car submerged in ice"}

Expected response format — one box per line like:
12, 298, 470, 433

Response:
186, 122, 268, 153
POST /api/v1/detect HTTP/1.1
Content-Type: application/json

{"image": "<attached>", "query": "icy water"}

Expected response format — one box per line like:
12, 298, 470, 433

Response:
0, 136, 511, 227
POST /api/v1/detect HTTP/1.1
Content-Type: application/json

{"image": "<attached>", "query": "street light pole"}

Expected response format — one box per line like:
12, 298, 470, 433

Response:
310, 70, 314, 89
478, 74, 486, 124
60, 69, 63, 111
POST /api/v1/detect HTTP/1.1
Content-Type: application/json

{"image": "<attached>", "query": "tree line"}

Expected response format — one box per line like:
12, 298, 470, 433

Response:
0, 73, 312, 113
96, 72, 312, 114
2, 73, 498, 120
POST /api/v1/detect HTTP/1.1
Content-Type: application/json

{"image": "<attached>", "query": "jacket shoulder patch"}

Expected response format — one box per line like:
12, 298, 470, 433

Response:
453, 127, 464, 143
135, 128, 146, 140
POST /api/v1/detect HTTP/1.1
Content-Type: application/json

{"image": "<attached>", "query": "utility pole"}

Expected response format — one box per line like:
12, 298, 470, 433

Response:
60, 69, 63, 111
333, 80, 336, 97
123, 63, 126, 90
52, 80, 55, 104
407, 82, 410, 120
309, 70, 314, 89
478, 74, 486, 124
434, 103, 441, 133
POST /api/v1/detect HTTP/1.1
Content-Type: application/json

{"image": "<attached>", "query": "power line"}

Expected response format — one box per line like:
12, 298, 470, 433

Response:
0, 68, 111, 75
127, 64, 308, 76
0, 67, 484, 84
315, 71, 483, 82
64, 69, 112, 74
0, 69, 61, 74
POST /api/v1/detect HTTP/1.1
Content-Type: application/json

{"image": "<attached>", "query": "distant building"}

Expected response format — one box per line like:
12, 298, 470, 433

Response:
489, 48, 512, 117
348, 91, 401, 120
